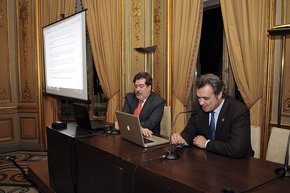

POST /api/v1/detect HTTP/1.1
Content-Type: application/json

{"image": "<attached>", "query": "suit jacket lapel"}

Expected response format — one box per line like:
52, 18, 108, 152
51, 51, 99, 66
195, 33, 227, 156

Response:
131, 96, 139, 114
203, 112, 210, 138
139, 92, 153, 120
215, 97, 229, 139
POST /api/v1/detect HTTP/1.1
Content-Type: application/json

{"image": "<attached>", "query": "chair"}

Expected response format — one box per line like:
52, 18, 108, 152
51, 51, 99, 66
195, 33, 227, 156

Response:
266, 127, 290, 165
160, 106, 171, 138
251, 126, 261, 158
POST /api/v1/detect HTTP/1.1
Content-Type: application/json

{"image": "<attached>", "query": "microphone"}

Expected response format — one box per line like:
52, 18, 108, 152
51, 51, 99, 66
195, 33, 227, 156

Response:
164, 110, 194, 160
274, 133, 290, 177
110, 93, 130, 135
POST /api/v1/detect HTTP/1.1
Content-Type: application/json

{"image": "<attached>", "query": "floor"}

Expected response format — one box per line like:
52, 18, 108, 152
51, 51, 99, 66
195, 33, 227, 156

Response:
0, 151, 47, 193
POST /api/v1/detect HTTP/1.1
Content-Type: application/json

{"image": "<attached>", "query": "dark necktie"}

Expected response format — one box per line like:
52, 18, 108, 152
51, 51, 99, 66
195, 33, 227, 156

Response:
209, 111, 215, 140
134, 100, 144, 116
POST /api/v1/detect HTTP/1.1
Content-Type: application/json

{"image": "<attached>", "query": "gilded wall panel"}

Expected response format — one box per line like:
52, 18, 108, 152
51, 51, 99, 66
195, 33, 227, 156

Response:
282, 35, 290, 116
20, 117, 37, 139
281, 0, 290, 116
0, 0, 12, 103
271, 0, 290, 124
16, 0, 36, 102
0, 118, 14, 141
129, 0, 146, 90
153, 0, 164, 97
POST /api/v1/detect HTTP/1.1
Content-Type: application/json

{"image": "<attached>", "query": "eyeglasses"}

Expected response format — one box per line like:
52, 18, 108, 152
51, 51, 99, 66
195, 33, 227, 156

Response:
134, 84, 146, 89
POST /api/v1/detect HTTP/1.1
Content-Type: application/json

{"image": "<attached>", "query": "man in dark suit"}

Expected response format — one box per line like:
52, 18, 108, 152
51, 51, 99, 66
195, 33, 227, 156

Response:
116, 72, 165, 137
172, 73, 254, 158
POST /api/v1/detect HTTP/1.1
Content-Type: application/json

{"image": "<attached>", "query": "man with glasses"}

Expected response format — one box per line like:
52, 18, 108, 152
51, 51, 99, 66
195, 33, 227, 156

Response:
115, 72, 165, 138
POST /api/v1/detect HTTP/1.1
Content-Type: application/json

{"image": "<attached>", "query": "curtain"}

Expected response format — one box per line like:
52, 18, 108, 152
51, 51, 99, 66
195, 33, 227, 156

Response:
171, 0, 203, 133
220, 0, 268, 126
41, 0, 76, 127
82, 0, 121, 123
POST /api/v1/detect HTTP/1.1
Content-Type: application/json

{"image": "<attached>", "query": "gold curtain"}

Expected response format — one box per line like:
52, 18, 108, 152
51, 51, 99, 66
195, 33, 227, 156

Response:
171, 0, 203, 133
82, 0, 121, 123
220, 0, 268, 126
41, 0, 75, 127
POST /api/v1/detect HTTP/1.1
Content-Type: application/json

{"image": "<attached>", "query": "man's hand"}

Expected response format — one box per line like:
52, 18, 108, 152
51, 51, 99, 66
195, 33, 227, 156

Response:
142, 128, 153, 138
193, 135, 207, 148
171, 133, 186, 145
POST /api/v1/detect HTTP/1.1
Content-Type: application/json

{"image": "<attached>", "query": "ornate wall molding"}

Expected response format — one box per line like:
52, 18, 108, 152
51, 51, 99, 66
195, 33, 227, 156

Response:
16, 0, 35, 102
133, 1, 142, 41
153, 0, 164, 97
282, 37, 290, 116
0, 0, 12, 103
281, 0, 290, 117
129, 0, 145, 91
20, 116, 37, 139
0, 118, 14, 142
125, 0, 167, 97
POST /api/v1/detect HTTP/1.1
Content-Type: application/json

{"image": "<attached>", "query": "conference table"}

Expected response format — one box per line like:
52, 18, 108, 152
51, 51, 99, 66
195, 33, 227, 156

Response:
47, 123, 289, 193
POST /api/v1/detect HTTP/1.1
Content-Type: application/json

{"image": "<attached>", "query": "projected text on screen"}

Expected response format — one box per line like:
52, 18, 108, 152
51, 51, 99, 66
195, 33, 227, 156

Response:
43, 10, 88, 101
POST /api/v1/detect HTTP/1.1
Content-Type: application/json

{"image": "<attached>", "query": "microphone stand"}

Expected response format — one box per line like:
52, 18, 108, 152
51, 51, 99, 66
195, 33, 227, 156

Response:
274, 133, 290, 177
110, 93, 130, 135
110, 123, 120, 135
165, 110, 193, 160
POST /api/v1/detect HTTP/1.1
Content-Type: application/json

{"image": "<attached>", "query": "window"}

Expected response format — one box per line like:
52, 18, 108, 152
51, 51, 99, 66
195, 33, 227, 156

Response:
92, 63, 108, 117
193, 6, 244, 106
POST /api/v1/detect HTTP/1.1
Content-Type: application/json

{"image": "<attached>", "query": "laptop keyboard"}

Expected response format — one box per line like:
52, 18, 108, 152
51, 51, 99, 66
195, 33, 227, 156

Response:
143, 138, 154, 144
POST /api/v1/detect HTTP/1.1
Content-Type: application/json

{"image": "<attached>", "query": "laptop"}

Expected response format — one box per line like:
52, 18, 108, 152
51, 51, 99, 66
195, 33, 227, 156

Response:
116, 111, 169, 147
72, 103, 106, 131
